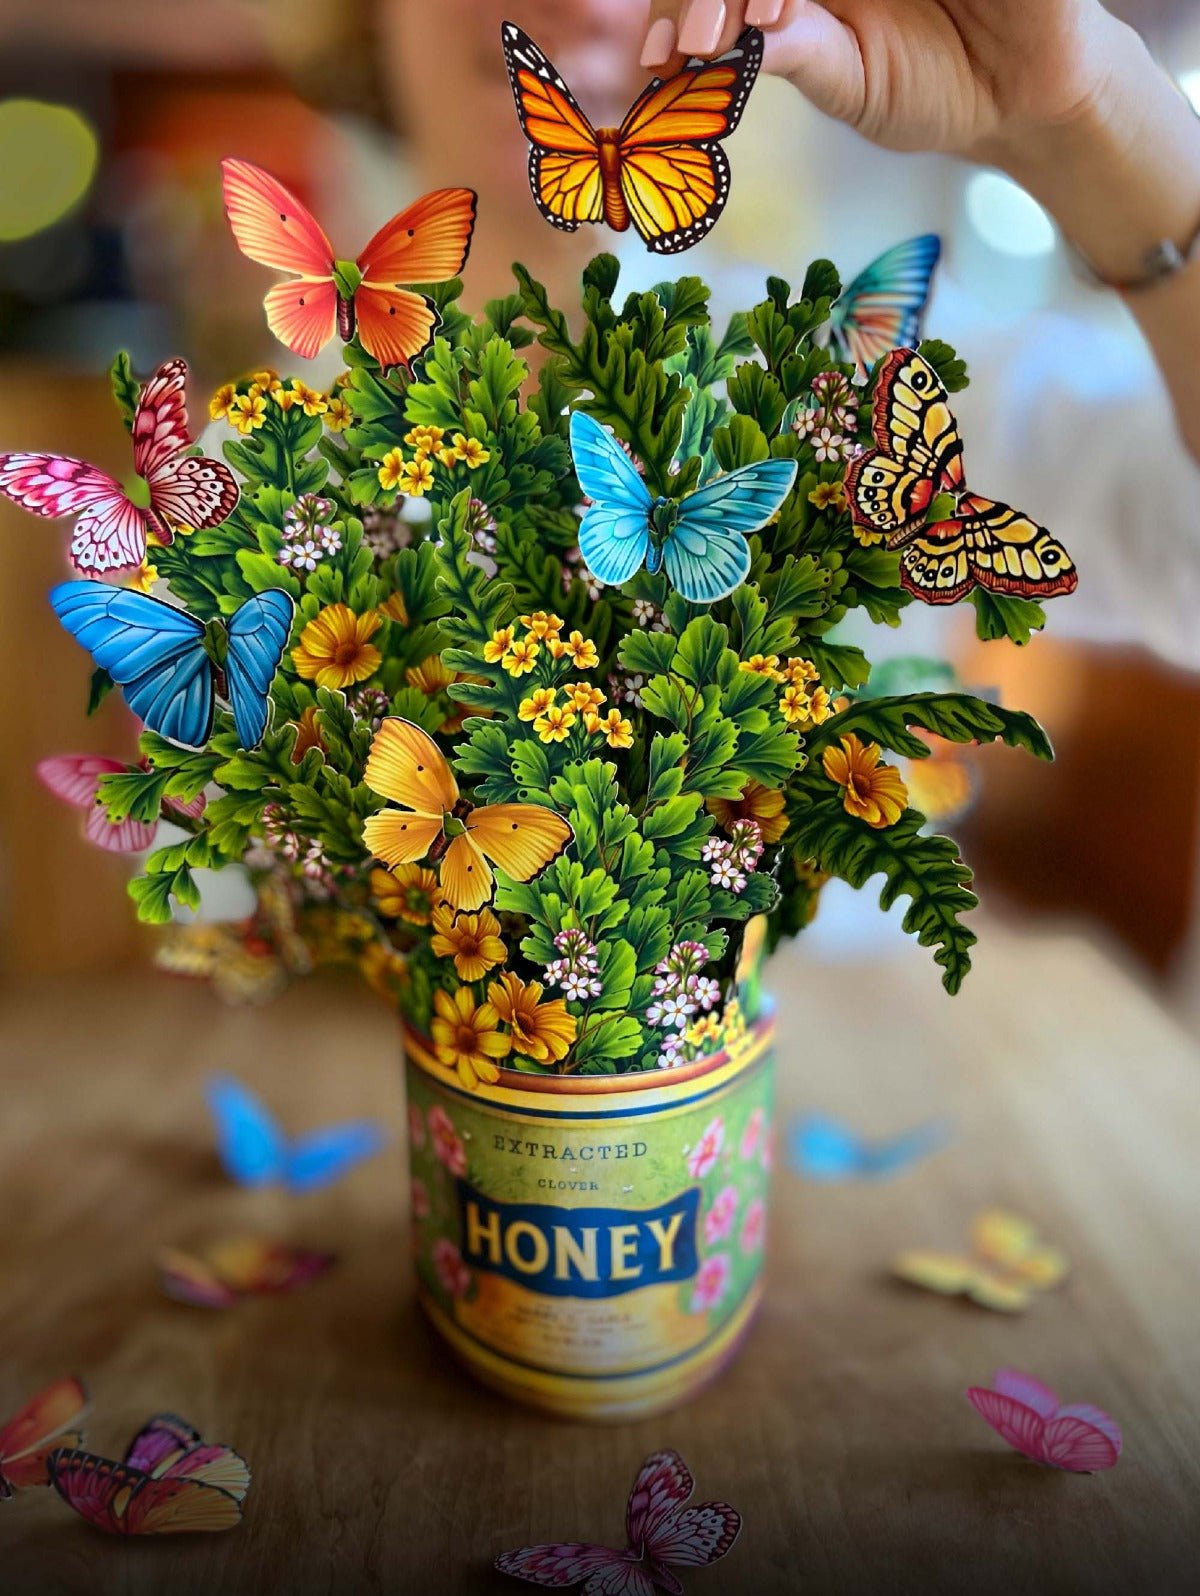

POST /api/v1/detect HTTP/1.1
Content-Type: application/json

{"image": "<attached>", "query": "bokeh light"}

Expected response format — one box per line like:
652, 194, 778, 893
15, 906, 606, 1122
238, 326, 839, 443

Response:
0, 99, 98, 243
964, 170, 1056, 259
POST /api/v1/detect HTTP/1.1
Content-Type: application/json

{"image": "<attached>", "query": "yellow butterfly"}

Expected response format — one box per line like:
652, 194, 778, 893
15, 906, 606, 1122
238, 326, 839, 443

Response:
362, 718, 573, 912
893, 1207, 1069, 1313
845, 349, 1077, 605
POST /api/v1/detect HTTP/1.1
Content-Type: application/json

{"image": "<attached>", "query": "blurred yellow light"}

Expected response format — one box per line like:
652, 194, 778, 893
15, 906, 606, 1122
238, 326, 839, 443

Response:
964, 170, 1056, 260
0, 99, 98, 243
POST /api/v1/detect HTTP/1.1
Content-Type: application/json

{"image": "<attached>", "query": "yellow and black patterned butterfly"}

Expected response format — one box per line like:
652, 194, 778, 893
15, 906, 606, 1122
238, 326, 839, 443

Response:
845, 349, 1077, 605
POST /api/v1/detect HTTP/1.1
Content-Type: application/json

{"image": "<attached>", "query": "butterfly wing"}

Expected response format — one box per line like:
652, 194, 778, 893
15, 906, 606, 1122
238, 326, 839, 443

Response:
494, 1544, 645, 1590
616, 29, 763, 254
864, 1119, 951, 1178
846, 348, 965, 543
224, 588, 294, 749
282, 1122, 387, 1193
439, 833, 494, 913
0, 452, 145, 574
935, 494, 1076, 603
0, 1377, 89, 1492
51, 1449, 245, 1535
356, 188, 477, 369
991, 1368, 1061, 1419
363, 810, 446, 870
467, 804, 573, 885
829, 235, 942, 375
625, 1450, 693, 1554
1040, 1415, 1121, 1472
966, 1388, 1049, 1463
204, 1074, 285, 1187
50, 581, 214, 748
133, 358, 237, 535
570, 411, 653, 586
37, 753, 123, 809
157, 1247, 241, 1309
502, 22, 604, 233
353, 286, 441, 375
789, 1115, 867, 1179
203, 1238, 336, 1297
643, 1504, 742, 1571
364, 717, 458, 813
125, 1416, 251, 1502
892, 1247, 979, 1299
221, 158, 337, 358
664, 457, 796, 603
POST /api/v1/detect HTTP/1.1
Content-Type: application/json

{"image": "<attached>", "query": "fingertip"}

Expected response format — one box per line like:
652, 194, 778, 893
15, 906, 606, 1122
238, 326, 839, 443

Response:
677, 0, 728, 57
641, 15, 678, 67
746, 0, 784, 21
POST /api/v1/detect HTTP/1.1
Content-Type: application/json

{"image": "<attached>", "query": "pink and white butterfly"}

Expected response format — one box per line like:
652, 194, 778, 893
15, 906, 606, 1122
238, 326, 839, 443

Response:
967, 1369, 1122, 1473
495, 1449, 741, 1594
38, 753, 206, 853
0, 358, 238, 576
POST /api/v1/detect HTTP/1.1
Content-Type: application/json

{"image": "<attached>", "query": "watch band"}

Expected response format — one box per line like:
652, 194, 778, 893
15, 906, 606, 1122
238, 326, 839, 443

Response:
1072, 212, 1200, 293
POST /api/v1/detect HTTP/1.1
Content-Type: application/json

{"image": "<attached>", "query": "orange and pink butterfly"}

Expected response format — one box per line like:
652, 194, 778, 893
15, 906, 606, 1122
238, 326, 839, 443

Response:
39, 753, 206, 853
0, 357, 237, 577
495, 1448, 741, 1593
1, 1379, 249, 1532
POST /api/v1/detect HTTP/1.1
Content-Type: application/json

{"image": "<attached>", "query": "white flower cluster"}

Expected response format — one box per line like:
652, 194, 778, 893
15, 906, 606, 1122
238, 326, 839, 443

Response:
543, 928, 603, 1002
278, 494, 341, 571
701, 819, 764, 894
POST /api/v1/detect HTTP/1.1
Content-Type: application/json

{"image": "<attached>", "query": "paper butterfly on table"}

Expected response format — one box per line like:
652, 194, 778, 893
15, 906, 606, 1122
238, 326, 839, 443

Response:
893, 1207, 1069, 1313
0, 1377, 89, 1499
827, 235, 941, 376
570, 411, 797, 604
159, 1238, 335, 1309
39, 753, 206, 853
50, 1413, 249, 1534
503, 22, 762, 253
206, 1074, 386, 1193
495, 1448, 741, 1594
221, 158, 476, 371
363, 717, 573, 912
967, 1369, 1122, 1473
846, 348, 1078, 605
789, 1113, 949, 1181
50, 582, 294, 750
0, 358, 237, 576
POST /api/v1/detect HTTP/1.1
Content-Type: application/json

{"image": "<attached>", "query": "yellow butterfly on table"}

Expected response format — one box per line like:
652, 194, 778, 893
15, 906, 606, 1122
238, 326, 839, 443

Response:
845, 349, 1078, 606
362, 718, 573, 912
893, 1207, 1070, 1313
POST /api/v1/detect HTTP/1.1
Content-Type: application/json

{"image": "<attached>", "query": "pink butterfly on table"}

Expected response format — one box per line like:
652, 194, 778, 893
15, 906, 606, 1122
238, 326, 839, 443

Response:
495, 1449, 741, 1594
967, 1369, 1122, 1473
38, 753, 206, 853
158, 1237, 336, 1309
0, 1376, 90, 1499
50, 1412, 250, 1534
0, 357, 238, 576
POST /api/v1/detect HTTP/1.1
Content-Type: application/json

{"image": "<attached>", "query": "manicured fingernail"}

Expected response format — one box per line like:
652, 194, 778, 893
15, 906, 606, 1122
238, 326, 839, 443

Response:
678, 0, 727, 56
640, 16, 677, 67
747, 0, 784, 21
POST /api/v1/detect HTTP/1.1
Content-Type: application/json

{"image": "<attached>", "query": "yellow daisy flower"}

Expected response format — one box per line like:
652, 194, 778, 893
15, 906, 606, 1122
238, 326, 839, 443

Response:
288, 380, 328, 417
406, 654, 456, 694
209, 382, 237, 422
782, 657, 820, 687
324, 395, 353, 432
399, 457, 435, 496
488, 972, 577, 1064
452, 432, 491, 468
519, 687, 557, 722
564, 682, 604, 715
520, 611, 563, 641
405, 424, 445, 451
534, 703, 576, 743
430, 986, 511, 1090
502, 638, 539, 676
483, 625, 515, 665
822, 734, 908, 829
740, 653, 785, 681
559, 631, 598, 670
431, 904, 507, 983
779, 685, 812, 726
377, 448, 406, 491
231, 392, 268, 434
587, 708, 634, 749
371, 864, 443, 925
291, 604, 382, 690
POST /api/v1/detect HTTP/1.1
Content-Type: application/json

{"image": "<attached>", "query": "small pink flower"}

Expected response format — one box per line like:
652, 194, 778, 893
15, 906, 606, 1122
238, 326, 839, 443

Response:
687, 1115, 725, 1180
432, 1237, 471, 1299
741, 1198, 766, 1253
740, 1106, 765, 1162
690, 1252, 731, 1314
410, 1176, 431, 1220
408, 1102, 427, 1150
428, 1104, 467, 1178
703, 1184, 740, 1246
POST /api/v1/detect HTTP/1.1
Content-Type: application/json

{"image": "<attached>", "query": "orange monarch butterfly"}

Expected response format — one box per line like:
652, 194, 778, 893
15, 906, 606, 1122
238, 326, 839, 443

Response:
362, 719, 573, 912
501, 21, 764, 254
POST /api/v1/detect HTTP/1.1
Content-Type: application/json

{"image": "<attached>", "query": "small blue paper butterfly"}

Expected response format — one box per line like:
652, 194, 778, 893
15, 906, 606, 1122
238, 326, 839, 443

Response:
51, 581, 294, 750
570, 410, 797, 605
205, 1074, 387, 1193
828, 234, 942, 376
789, 1113, 950, 1181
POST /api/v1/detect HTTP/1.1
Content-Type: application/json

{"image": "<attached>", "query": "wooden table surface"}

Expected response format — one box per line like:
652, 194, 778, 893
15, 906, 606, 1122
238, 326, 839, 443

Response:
2, 923, 1199, 1593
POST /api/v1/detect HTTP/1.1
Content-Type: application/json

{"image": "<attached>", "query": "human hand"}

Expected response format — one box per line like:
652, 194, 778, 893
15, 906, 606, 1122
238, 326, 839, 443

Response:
640, 0, 1133, 170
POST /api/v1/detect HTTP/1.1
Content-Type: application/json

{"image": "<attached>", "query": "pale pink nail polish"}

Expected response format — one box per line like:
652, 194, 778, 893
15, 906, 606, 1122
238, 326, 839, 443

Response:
747, 0, 785, 23
678, 0, 727, 56
640, 16, 677, 68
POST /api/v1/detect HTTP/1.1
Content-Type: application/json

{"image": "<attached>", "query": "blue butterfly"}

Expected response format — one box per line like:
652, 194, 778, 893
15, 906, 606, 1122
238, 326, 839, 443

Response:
828, 234, 942, 376
50, 581, 294, 750
570, 410, 797, 605
205, 1074, 387, 1193
789, 1113, 950, 1182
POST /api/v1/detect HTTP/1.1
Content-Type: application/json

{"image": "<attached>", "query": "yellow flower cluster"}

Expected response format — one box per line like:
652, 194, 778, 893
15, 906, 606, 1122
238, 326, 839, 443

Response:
737, 653, 832, 730
209, 371, 351, 435
374, 425, 492, 497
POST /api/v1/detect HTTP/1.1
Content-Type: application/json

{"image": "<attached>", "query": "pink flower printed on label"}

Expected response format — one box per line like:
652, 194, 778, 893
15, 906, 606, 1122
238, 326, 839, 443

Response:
687, 1115, 725, 1180
408, 1102, 427, 1150
740, 1197, 766, 1254
427, 1104, 467, 1178
410, 1176, 431, 1220
432, 1237, 471, 1299
740, 1106, 765, 1162
703, 1184, 740, 1246
690, 1252, 731, 1314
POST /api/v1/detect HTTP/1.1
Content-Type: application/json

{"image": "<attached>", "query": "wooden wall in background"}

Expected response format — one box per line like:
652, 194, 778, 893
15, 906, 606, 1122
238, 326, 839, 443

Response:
0, 366, 143, 977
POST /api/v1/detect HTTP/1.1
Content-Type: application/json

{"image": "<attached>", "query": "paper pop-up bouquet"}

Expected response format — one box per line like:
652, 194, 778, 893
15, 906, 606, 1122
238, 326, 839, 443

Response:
17, 237, 1075, 1082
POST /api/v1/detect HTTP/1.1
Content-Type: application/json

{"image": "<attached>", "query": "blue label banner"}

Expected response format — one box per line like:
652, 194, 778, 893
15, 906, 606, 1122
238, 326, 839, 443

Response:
456, 1181, 700, 1299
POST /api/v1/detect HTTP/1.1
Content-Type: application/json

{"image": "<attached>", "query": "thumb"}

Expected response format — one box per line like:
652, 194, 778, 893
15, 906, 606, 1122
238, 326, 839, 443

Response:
757, 2, 867, 127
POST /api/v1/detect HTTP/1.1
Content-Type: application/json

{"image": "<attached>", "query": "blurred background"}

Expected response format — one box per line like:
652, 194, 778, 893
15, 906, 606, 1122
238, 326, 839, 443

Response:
2, 0, 1199, 1028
